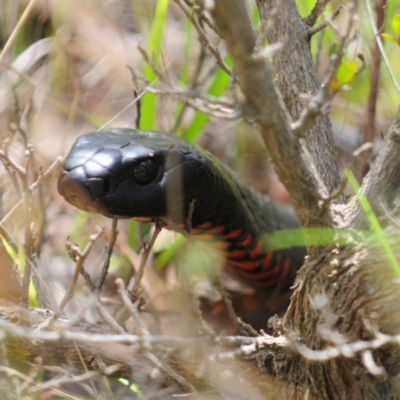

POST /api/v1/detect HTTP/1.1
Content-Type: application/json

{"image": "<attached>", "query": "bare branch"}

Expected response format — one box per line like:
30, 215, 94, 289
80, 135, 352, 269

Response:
361, 0, 388, 177
365, 0, 400, 94
292, 6, 358, 137
59, 228, 104, 312
307, 6, 343, 37
319, 143, 372, 207
144, 86, 240, 120
174, 0, 232, 76
304, 0, 331, 27
115, 278, 149, 335
94, 218, 119, 293
131, 220, 164, 294
214, 278, 258, 337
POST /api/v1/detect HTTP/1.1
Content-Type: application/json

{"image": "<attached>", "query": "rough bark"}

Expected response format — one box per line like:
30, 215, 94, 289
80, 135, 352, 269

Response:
280, 238, 400, 399
210, 0, 338, 230
256, 0, 341, 195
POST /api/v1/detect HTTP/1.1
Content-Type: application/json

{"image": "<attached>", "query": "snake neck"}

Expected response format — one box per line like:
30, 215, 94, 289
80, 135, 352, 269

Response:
183, 163, 306, 288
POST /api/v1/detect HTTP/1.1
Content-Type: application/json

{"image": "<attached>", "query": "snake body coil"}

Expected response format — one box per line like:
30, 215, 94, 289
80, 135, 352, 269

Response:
58, 128, 306, 287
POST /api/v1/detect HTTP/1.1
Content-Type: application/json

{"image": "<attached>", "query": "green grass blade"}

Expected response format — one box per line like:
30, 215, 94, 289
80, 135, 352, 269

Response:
140, 0, 170, 130
346, 169, 400, 274
156, 234, 186, 268
183, 57, 232, 142
173, 19, 193, 128
180, 18, 193, 87
263, 227, 364, 250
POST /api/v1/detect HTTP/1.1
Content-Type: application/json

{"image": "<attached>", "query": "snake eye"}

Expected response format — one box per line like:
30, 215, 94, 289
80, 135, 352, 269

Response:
133, 159, 158, 184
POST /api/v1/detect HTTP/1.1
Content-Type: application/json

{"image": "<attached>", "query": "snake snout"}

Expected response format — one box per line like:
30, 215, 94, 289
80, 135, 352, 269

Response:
58, 166, 104, 214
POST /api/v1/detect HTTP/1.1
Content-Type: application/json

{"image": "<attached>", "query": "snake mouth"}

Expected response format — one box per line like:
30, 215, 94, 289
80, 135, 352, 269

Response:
58, 169, 103, 214
58, 168, 161, 221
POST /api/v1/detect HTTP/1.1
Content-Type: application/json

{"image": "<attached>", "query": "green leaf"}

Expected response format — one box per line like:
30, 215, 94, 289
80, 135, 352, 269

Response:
155, 234, 186, 268
295, 0, 316, 18
140, 0, 170, 130
328, 43, 338, 57
28, 281, 39, 308
381, 33, 399, 43
118, 379, 143, 396
392, 13, 400, 36
336, 61, 358, 86
0, 236, 38, 307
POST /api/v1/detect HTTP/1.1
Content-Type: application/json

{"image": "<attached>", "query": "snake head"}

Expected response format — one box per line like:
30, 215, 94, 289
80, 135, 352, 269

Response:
58, 129, 210, 224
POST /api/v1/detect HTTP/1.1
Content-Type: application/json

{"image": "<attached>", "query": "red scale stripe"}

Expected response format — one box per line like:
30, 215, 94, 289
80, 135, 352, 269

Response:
249, 241, 263, 259
210, 225, 225, 234
231, 267, 275, 284
197, 222, 212, 229
224, 229, 242, 239
262, 251, 273, 269
229, 259, 260, 271
239, 234, 252, 246
271, 264, 281, 276
227, 249, 248, 259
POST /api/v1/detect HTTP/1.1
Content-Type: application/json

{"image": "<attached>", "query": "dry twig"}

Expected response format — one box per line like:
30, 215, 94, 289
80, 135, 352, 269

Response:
174, 0, 232, 76
59, 228, 105, 312
291, 5, 357, 136
94, 218, 119, 293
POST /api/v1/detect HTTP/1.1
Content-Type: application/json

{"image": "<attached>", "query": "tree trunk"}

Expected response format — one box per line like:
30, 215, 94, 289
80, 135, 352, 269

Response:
210, 0, 400, 398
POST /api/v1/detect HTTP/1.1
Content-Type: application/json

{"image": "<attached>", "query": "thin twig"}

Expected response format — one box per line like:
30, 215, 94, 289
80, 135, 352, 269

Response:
292, 4, 356, 136
126, 66, 143, 129
115, 222, 163, 325
362, 0, 388, 177
319, 142, 373, 206
19, 357, 42, 395
59, 228, 105, 312
214, 279, 258, 337
188, 0, 221, 36
137, 44, 168, 82
94, 218, 119, 294
307, 6, 343, 37
365, 0, 400, 93
174, 0, 232, 76
172, 34, 208, 132
130, 219, 164, 294
0, 142, 63, 306
30, 371, 101, 395
115, 278, 149, 335
145, 350, 197, 393
0, 0, 38, 63
93, 297, 126, 335
304, 0, 331, 27
145, 86, 239, 120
